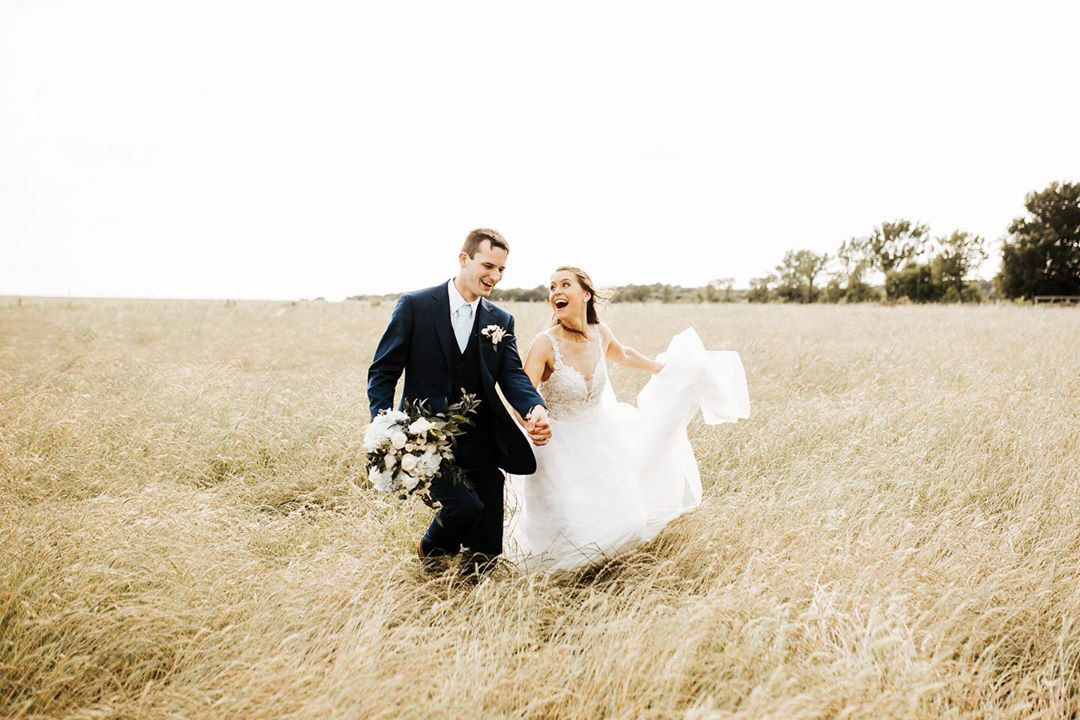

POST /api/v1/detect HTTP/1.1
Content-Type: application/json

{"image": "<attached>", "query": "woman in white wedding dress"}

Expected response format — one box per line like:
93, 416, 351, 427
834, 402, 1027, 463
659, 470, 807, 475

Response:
504, 267, 751, 572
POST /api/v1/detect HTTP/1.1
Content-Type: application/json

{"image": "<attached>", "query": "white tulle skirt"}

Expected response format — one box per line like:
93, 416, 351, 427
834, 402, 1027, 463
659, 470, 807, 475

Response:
504, 328, 751, 572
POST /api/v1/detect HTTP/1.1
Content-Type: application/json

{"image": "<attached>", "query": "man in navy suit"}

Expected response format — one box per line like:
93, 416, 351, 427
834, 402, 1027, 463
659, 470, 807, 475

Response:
367, 229, 551, 571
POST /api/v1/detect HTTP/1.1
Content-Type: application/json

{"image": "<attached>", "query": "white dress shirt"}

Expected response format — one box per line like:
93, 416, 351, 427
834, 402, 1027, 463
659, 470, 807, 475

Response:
448, 279, 480, 353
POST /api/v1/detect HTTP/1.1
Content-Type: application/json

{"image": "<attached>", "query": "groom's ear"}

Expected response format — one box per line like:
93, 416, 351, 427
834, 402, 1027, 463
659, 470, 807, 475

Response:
458, 251, 469, 267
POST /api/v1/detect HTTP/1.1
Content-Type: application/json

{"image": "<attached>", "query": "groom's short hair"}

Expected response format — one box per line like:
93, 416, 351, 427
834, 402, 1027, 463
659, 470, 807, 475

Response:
463, 228, 509, 257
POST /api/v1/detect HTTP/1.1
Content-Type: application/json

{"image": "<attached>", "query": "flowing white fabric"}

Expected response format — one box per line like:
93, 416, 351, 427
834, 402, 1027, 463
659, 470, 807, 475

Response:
504, 327, 750, 572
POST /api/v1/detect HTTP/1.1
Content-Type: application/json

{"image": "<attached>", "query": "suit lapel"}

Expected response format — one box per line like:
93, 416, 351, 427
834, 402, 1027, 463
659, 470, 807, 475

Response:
429, 284, 455, 372
476, 299, 500, 380
474, 299, 489, 375
475, 299, 489, 339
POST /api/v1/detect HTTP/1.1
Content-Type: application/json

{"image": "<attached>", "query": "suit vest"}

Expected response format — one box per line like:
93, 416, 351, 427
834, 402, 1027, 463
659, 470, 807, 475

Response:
449, 329, 496, 469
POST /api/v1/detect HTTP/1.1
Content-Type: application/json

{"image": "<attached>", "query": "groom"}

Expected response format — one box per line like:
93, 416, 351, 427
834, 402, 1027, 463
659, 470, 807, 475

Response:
367, 228, 551, 571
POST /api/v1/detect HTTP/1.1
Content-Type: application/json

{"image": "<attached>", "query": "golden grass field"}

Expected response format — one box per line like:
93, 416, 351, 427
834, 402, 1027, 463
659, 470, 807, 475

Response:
2, 297, 1079, 719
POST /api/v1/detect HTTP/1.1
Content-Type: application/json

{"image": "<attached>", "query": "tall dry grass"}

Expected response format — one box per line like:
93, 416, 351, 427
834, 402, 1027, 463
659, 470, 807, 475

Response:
1, 297, 1078, 719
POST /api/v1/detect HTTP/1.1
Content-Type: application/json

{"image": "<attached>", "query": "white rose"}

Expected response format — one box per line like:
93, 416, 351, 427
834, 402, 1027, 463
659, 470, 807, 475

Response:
408, 417, 435, 435
400, 472, 420, 491
390, 431, 408, 450
419, 449, 442, 476
383, 453, 397, 470
363, 418, 391, 451
400, 453, 419, 473
369, 466, 393, 493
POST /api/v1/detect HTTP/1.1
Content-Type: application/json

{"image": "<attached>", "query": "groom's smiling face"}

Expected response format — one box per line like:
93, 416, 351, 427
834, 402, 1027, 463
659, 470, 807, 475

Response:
458, 240, 508, 301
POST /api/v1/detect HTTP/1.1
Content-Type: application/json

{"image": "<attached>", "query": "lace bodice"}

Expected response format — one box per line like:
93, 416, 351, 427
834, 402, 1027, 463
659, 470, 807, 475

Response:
538, 328, 608, 421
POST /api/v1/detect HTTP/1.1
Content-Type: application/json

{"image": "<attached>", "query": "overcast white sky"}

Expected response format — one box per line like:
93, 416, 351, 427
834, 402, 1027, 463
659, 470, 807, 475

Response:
3, 0, 1078, 300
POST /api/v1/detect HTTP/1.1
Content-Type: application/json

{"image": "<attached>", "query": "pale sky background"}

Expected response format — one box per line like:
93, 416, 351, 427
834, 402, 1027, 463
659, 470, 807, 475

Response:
3, 0, 1079, 300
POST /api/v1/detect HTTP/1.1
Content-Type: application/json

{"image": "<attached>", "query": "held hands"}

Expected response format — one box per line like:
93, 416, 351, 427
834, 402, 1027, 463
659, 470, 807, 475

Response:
524, 405, 552, 446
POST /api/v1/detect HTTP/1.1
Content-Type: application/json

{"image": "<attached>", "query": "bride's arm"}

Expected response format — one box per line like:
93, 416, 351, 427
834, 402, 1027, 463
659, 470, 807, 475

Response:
508, 334, 555, 440
599, 323, 663, 374
522, 333, 555, 388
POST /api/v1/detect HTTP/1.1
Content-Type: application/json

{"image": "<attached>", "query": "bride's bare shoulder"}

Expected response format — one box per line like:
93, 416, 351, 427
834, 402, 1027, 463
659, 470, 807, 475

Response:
596, 322, 626, 356
529, 329, 556, 355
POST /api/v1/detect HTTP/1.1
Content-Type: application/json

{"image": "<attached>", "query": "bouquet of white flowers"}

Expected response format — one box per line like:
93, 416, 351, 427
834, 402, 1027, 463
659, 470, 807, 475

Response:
363, 392, 480, 507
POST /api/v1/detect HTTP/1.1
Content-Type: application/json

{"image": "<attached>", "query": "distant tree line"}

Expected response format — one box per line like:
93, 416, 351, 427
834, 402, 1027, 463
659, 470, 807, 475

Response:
349, 181, 1078, 304
747, 221, 989, 304
488, 279, 738, 304
746, 180, 1079, 304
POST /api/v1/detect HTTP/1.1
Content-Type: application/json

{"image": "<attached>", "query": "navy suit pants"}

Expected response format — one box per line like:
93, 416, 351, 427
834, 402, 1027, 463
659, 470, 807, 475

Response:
421, 465, 505, 559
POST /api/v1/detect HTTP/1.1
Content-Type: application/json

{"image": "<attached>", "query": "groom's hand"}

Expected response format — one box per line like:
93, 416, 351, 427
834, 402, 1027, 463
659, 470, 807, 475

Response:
525, 405, 551, 446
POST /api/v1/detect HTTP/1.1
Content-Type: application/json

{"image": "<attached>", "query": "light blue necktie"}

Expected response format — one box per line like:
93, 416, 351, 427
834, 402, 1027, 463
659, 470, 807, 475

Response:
454, 303, 473, 353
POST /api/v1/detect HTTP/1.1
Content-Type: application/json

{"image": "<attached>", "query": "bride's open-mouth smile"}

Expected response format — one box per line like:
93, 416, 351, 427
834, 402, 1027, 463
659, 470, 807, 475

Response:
552, 298, 570, 311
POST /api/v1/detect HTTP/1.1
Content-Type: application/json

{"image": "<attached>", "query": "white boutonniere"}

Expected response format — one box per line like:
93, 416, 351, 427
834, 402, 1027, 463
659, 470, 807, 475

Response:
481, 324, 511, 348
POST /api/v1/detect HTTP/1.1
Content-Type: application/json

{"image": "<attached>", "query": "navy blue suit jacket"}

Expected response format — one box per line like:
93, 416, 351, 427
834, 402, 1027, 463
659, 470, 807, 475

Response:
367, 281, 545, 475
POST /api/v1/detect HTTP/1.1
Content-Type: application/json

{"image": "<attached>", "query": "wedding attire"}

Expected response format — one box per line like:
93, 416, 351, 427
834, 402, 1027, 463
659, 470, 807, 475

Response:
505, 327, 750, 572
367, 280, 545, 560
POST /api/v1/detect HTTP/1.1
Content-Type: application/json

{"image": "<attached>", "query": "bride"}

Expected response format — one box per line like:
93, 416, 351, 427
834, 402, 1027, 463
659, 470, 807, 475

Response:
504, 266, 751, 572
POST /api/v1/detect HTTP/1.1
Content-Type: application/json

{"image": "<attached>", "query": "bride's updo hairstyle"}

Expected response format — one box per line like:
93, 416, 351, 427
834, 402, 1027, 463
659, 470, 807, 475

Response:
552, 266, 611, 338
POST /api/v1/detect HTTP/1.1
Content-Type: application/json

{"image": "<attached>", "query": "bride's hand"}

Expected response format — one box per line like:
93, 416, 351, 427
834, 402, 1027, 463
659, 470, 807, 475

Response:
525, 405, 552, 446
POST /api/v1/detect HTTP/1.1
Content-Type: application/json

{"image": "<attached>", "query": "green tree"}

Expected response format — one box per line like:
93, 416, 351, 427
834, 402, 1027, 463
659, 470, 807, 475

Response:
836, 237, 875, 302
997, 181, 1080, 299
775, 249, 830, 303
932, 230, 987, 302
885, 264, 943, 303
711, 277, 735, 302
822, 276, 845, 303
747, 275, 775, 303
490, 285, 547, 302
856, 220, 930, 299
613, 285, 652, 302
